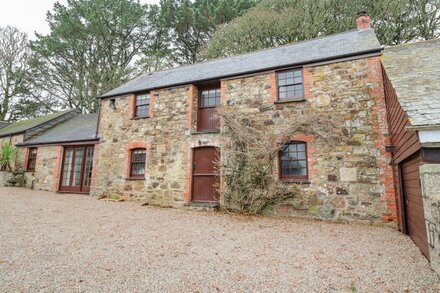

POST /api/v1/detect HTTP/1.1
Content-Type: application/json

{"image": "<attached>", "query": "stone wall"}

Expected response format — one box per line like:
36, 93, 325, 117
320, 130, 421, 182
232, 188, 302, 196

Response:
93, 56, 396, 224
93, 87, 192, 206
221, 57, 395, 223
421, 163, 440, 277
23, 145, 62, 192
0, 171, 12, 186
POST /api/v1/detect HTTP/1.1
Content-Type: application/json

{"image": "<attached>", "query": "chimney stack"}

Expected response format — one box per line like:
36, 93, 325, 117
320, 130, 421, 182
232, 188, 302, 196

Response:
356, 10, 371, 30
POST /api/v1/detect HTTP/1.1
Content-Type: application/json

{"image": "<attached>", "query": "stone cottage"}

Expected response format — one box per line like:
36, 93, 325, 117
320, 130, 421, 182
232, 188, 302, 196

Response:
0, 110, 99, 192
93, 13, 397, 224
3, 12, 440, 273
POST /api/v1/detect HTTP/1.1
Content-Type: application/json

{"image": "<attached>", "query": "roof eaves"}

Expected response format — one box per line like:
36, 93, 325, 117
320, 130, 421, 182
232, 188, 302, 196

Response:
18, 138, 99, 147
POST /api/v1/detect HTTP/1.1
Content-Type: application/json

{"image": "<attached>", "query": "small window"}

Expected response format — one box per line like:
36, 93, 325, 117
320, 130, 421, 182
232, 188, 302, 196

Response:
27, 147, 37, 171
277, 69, 303, 101
279, 142, 308, 181
200, 89, 221, 108
130, 149, 146, 178
197, 87, 221, 131
134, 93, 150, 118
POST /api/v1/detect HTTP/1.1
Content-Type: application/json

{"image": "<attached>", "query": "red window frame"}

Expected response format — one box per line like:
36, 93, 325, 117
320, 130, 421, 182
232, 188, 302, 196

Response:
276, 68, 304, 101
134, 93, 150, 118
130, 148, 146, 178
279, 142, 308, 181
26, 147, 37, 172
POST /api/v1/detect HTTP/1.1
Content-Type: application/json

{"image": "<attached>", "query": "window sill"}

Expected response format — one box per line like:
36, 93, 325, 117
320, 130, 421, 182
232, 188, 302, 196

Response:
280, 179, 311, 184
126, 177, 145, 181
191, 130, 220, 135
131, 116, 150, 120
274, 98, 306, 104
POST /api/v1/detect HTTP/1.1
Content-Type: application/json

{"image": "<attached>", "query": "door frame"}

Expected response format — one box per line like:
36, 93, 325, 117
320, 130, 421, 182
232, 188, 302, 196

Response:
58, 144, 94, 194
190, 146, 220, 203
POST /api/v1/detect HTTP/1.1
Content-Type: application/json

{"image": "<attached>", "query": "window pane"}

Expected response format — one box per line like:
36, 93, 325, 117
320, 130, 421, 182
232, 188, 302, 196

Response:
62, 149, 74, 186
72, 148, 84, 187
83, 147, 94, 187
136, 94, 150, 106
277, 70, 303, 101
280, 142, 308, 179
136, 105, 149, 117
201, 88, 220, 108
131, 149, 146, 176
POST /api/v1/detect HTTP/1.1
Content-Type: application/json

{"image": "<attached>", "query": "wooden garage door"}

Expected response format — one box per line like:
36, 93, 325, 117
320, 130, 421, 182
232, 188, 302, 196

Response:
401, 153, 429, 258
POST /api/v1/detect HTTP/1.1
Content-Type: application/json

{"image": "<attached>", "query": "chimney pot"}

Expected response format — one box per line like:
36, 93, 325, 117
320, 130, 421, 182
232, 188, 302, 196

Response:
356, 10, 371, 30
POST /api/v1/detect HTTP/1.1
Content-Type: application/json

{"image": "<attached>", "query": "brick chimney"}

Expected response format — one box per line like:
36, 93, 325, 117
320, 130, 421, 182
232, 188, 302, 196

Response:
356, 10, 371, 30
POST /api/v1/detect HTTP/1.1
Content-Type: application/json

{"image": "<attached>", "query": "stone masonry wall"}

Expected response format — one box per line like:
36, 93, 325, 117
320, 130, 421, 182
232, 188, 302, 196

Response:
23, 145, 62, 192
220, 57, 395, 223
93, 87, 192, 206
93, 56, 396, 224
420, 163, 440, 277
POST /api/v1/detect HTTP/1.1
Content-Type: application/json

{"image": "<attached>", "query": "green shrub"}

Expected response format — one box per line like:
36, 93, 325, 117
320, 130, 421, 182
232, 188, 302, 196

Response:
0, 143, 19, 172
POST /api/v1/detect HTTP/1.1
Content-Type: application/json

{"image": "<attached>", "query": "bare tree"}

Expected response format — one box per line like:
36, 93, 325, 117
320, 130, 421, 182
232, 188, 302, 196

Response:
0, 26, 32, 121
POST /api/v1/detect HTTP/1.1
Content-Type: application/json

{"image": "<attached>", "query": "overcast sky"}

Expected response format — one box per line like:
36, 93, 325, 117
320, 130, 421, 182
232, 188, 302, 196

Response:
0, 0, 160, 38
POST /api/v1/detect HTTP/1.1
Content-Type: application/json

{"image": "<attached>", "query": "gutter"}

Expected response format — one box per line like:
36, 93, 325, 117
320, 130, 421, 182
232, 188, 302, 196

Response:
17, 138, 99, 147
406, 124, 440, 132
98, 47, 384, 100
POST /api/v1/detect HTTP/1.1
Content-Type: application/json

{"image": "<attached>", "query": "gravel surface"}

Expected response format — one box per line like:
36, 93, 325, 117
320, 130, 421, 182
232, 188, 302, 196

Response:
0, 187, 439, 292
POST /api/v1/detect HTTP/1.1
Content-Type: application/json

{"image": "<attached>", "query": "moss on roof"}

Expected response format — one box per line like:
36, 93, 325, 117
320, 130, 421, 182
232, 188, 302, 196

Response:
0, 110, 74, 137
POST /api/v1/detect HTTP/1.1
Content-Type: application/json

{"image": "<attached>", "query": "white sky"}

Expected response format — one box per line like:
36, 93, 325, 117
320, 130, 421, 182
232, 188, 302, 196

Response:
0, 0, 160, 39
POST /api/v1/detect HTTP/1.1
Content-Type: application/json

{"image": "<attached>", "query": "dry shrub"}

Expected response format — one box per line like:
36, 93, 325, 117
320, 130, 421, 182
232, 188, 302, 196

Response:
218, 108, 341, 214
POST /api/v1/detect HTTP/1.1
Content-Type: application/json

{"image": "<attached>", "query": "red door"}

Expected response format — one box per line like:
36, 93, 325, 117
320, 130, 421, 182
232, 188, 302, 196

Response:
59, 146, 94, 193
192, 147, 220, 202
401, 153, 429, 258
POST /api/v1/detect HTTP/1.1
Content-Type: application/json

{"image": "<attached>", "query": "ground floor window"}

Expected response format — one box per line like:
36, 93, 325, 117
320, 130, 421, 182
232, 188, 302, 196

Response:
279, 142, 308, 181
26, 147, 37, 171
130, 149, 146, 178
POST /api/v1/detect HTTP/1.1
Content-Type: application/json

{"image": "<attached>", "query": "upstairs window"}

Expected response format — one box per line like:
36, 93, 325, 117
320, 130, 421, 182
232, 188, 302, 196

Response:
197, 87, 221, 132
130, 149, 146, 178
134, 93, 150, 118
279, 142, 308, 181
27, 147, 37, 171
277, 69, 303, 101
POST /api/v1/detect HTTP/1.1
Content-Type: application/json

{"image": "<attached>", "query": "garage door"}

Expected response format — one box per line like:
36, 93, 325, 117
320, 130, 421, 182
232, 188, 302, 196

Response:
401, 153, 429, 258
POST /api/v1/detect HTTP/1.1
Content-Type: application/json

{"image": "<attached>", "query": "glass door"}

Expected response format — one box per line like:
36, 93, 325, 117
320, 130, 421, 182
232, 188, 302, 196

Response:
59, 146, 94, 193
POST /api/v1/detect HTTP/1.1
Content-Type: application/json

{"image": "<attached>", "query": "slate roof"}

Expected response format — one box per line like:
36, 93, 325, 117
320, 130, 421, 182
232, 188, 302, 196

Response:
382, 39, 440, 129
0, 122, 8, 129
101, 28, 382, 98
0, 110, 77, 138
19, 113, 99, 146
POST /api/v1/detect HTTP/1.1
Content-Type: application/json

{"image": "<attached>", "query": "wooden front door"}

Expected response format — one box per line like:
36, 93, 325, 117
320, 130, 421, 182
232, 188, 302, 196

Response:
59, 145, 94, 193
401, 153, 429, 258
192, 147, 220, 202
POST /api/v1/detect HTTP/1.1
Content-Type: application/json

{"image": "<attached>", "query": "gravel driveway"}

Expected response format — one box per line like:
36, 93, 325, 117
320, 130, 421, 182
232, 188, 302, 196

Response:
0, 187, 438, 292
